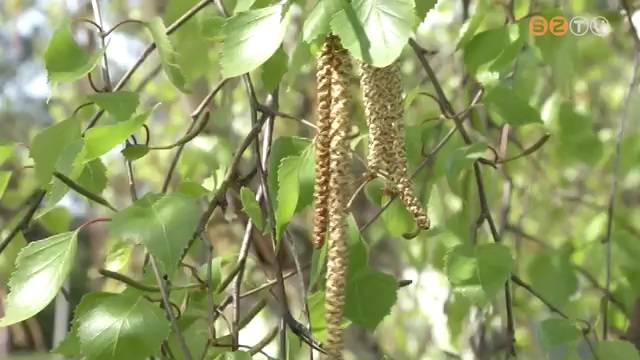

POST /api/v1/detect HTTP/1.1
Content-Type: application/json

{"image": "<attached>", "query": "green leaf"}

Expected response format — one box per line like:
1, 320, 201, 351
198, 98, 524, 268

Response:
488, 23, 526, 73
30, 116, 81, 185
538, 318, 581, 350
121, 144, 150, 161
39, 207, 72, 233
527, 254, 577, 310
0, 231, 78, 326
347, 216, 369, 273
268, 136, 310, 196
484, 85, 542, 126
307, 291, 329, 342
345, 269, 398, 330
240, 187, 265, 231
44, 25, 104, 83
308, 291, 350, 342
553, 103, 602, 165
302, 0, 342, 43
0, 171, 10, 200
381, 193, 415, 237
445, 244, 477, 284
215, 351, 252, 360
234, 0, 257, 13
81, 111, 150, 163
201, 15, 226, 40
146, 17, 188, 92
260, 46, 288, 92
456, 0, 489, 49
168, 318, 208, 360
77, 159, 108, 194
275, 156, 300, 241
445, 243, 512, 302
415, 0, 437, 22
0, 232, 26, 283
109, 193, 200, 273
88, 91, 140, 122
53, 292, 116, 357
463, 26, 509, 74
0, 143, 15, 165
170, 9, 215, 84
36, 140, 84, 217
221, 5, 288, 78
476, 243, 513, 298
76, 291, 170, 360
445, 143, 486, 192
176, 181, 210, 198
331, 0, 414, 67
596, 340, 640, 360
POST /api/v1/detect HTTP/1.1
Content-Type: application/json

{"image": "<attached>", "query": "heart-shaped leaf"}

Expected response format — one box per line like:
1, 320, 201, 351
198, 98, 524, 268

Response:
76, 292, 170, 360
109, 193, 200, 273
44, 25, 104, 83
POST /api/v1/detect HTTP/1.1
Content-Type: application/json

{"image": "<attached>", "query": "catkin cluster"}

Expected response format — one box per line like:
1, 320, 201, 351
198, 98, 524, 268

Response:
360, 63, 430, 230
312, 35, 352, 359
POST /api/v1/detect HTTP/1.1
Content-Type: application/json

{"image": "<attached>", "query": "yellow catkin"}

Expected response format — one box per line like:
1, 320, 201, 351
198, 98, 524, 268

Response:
360, 63, 430, 230
324, 37, 352, 360
359, 63, 393, 175
386, 63, 430, 230
312, 36, 336, 249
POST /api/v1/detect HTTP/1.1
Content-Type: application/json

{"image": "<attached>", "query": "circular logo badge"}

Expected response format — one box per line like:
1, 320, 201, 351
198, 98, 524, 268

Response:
590, 16, 610, 37
529, 15, 549, 36
549, 16, 569, 36
569, 16, 590, 36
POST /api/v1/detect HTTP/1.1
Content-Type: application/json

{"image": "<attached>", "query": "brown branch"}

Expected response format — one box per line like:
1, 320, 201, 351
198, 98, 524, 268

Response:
409, 38, 517, 356
602, 43, 640, 340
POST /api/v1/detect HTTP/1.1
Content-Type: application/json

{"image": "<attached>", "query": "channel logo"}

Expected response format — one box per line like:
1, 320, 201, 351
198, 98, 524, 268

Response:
529, 15, 610, 37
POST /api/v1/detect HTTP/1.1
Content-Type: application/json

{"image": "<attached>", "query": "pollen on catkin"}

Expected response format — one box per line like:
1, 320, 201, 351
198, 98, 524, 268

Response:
360, 63, 394, 175
324, 37, 352, 360
360, 62, 430, 230
312, 36, 336, 249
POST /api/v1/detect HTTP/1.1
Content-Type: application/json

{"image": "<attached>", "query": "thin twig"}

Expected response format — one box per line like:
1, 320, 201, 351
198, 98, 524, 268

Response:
233, 77, 276, 350
602, 49, 640, 339
53, 171, 117, 211
409, 38, 517, 356
149, 111, 210, 150
85, 0, 212, 130
511, 275, 598, 358
98, 268, 201, 292
181, 113, 269, 257
101, 19, 146, 38
91, 0, 112, 90
0, 190, 45, 254
149, 257, 193, 360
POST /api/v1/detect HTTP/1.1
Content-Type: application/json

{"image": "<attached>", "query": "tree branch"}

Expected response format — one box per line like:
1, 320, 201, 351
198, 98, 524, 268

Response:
409, 38, 517, 356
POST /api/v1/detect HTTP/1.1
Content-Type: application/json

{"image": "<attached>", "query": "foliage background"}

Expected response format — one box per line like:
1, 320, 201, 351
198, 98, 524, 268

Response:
1, 0, 640, 359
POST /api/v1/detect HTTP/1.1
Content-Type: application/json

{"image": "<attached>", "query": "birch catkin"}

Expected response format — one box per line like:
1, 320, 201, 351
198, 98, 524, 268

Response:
360, 64, 393, 175
360, 63, 430, 230
324, 37, 351, 360
312, 36, 335, 249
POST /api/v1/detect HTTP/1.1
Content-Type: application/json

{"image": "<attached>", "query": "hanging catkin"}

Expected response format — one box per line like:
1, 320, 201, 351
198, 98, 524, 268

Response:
360, 62, 430, 230
312, 36, 335, 249
360, 64, 393, 176
324, 36, 351, 360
